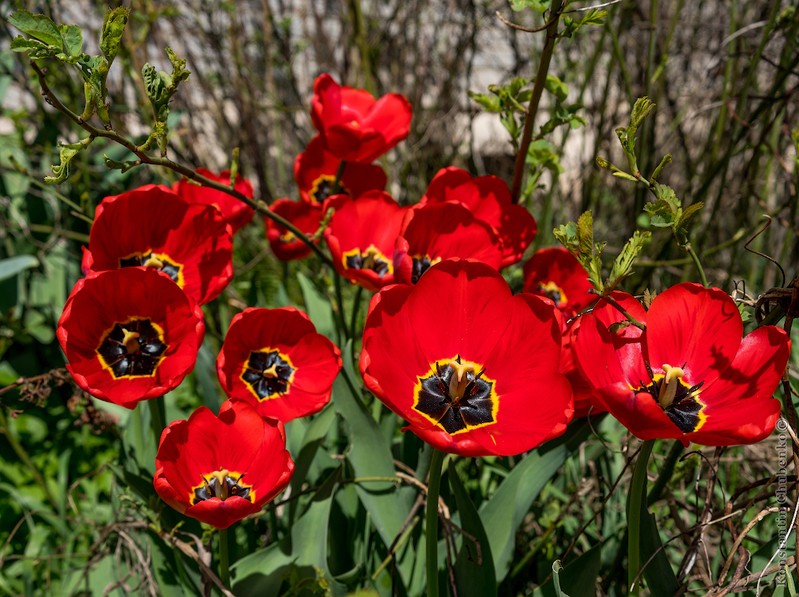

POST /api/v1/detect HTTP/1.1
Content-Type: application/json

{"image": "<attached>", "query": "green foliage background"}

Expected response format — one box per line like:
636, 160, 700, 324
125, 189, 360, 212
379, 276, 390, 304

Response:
0, 0, 797, 595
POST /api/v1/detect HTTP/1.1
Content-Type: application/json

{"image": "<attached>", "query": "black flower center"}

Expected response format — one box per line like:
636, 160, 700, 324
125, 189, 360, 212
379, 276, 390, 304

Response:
120, 251, 184, 286
97, 319, 167, 378
343, 245, 392, 278
241, 349, 295, 401
311, 175, 348, 203
413, 355, 497, 435
410, 254, 441, 284
191, 469, 254, 505
636, 363, 706, 433
537, 281, 568, 308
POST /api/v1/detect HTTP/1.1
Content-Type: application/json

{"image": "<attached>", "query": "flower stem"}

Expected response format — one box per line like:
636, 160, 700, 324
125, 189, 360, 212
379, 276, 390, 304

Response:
627, 439, 654, 595
426, 449, 446, 597
682, 241, 709, 287
149, 396, 166, 443
332, 160, 347, 194
218, 527, 231, 588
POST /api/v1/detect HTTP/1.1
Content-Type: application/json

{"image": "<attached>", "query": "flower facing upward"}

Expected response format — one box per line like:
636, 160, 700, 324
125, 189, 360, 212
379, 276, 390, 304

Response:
421, 167, 537, 267
572, 283, 790, 445
173, 168, 255, 233
393, 202, 504, 285
310, 73, 412, 163
217, 307, 342, 422
154, 400, 294, 529
360, 259, 573, 457
264, 198, 324, 261
86, 184, 233, 305
295, 136, 387, 204
57, 268, 205, 409
324, 191, 407, 291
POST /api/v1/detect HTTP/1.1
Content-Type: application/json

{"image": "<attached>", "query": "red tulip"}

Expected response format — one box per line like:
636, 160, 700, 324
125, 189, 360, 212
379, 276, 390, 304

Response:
86, 184, 233, 305
310, 73, 412, 163
174, 168, 255, 232
295, 136, 387, 204
573, 283, 790, 445
360, 259, 573, 457
154, 400, 294, 528
393, 203, 503, 284
421, 167, 537, 267
324, 191, 407, 291
217, 307, 342, 422
57, 268, 205, 409
264, 198, 324, 261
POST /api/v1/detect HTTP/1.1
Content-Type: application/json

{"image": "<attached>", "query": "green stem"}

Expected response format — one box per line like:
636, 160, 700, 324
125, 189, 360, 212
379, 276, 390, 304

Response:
627, 439, 654, 595
333, 273, 350, 343
218, 527, 231, 589
332, 160, 347, 194
28, 224, 90, 243
647, 440, 684, 506
426, 449, 445, 597
509, 0, 565, 203
600, 294, 646, 330
682, 241, 709, 287
148, 396, 166, 443
349, 286, 364, 342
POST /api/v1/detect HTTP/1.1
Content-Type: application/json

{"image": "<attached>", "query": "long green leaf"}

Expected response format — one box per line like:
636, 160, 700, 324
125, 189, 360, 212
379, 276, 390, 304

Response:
0, 255, 38, 282
479, 421, 592, 581
449, 467, 497, 597
233, 470, 345, 596
332, 342, 416, 584
332, 344, 412, 543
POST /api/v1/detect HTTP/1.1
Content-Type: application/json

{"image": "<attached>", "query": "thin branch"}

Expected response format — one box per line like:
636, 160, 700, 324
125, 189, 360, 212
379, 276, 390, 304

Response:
30, 62, 335, 270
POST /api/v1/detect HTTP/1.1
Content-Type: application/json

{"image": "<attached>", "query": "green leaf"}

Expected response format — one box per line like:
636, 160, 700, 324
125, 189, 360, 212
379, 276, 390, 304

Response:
0, 255, 38, 282
676, 202, 704, 232
58, 24, 82, 57
331, 342, 412, 551
449, 468, 496, 597
611, 171, 639, 183
532, 547, 602, 597
607, 230, 651, 289
576, 211, 594, 257
468, 91, 502, 113
10, 37, 57, 59
545, 75, 568, 102
100, 7, 130, 64
479, 421, 592, 581
9, 11, 63, 49
630, 96, 656, 133
553, 221, 578, 254
297, 273, 335, 341
45, 136, 93, 184
640, 510, 679, 597
233, 470, 346, 596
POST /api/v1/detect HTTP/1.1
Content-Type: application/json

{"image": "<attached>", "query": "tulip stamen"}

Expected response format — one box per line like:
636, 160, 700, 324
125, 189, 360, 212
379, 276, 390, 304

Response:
97, 318, 167, 378
413, 355, 498, 435
537, 281, 569, 308
242, 349, 295, 401
636, 362, 707, 433
191, 469, 254, 505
